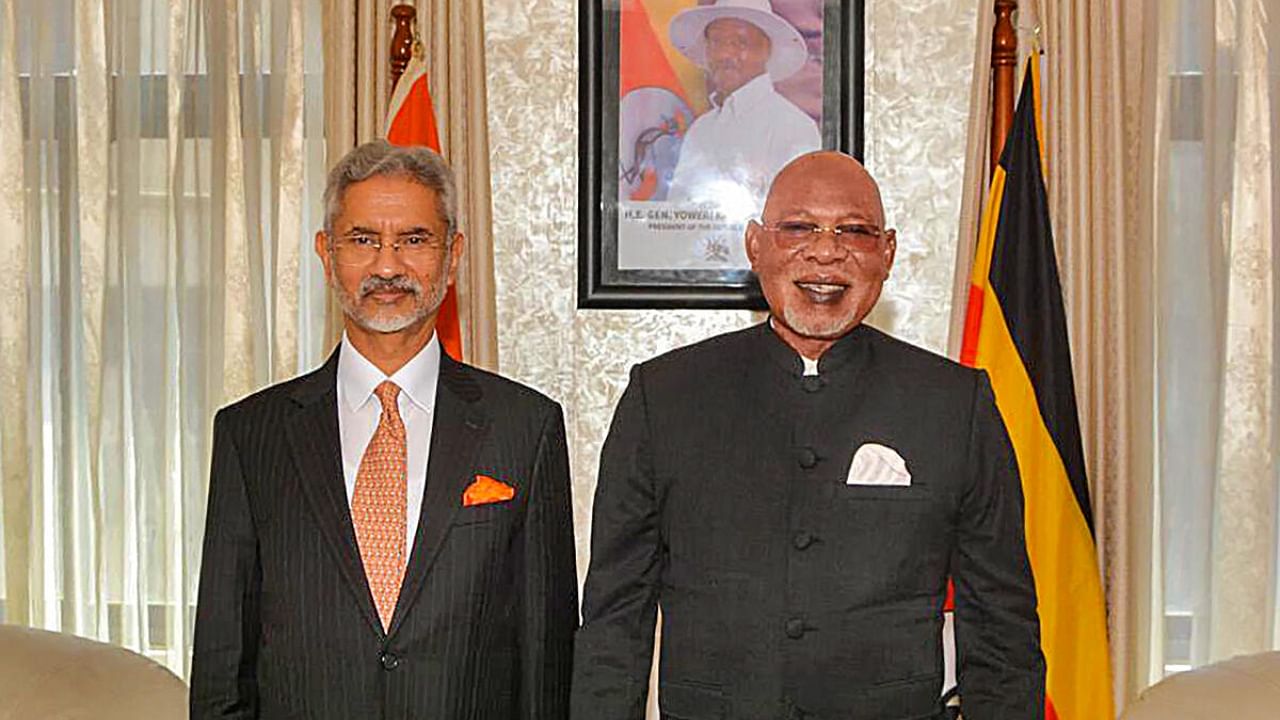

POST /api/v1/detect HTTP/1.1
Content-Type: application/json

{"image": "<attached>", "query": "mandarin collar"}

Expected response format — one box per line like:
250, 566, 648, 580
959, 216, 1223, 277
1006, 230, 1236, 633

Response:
759, 319, 873, 378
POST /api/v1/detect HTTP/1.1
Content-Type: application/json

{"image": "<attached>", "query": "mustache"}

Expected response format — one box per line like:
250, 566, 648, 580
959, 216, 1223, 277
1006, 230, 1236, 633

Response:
358, 274, 423, 298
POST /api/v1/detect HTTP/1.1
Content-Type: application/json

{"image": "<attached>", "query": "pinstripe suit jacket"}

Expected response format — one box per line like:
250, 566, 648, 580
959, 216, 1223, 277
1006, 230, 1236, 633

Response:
190, 348, 577, 720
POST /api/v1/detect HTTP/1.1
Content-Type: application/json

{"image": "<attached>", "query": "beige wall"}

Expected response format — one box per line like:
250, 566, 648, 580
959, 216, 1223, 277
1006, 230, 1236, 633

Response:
483, 0, 979, 579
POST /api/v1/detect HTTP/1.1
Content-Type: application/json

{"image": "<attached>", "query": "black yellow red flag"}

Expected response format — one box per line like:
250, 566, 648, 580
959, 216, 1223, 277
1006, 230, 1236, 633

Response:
959, 59, 1114, 720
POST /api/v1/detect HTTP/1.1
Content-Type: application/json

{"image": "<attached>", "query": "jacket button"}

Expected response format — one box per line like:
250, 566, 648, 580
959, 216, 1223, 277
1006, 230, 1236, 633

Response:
785, 617, 806, 639
793, 531, 815, 550
801, 375, 824, 393
380, 651, 400, 670
797, 447, 818, 469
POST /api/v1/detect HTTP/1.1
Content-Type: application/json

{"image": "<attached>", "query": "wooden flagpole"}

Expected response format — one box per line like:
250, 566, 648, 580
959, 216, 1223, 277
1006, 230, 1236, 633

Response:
991, 0, 1018, 173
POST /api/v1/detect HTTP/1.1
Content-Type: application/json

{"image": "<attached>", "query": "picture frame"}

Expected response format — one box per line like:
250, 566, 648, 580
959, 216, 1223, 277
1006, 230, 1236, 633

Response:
578, 0, 865, 309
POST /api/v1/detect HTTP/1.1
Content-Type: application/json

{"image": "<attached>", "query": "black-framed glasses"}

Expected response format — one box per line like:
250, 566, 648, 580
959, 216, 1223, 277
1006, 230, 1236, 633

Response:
759, 220, 887, 252
330, 232, 447, 266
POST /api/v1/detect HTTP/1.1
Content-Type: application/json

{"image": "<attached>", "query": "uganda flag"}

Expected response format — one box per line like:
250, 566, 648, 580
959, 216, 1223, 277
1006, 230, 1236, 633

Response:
959, 60, 1114, 719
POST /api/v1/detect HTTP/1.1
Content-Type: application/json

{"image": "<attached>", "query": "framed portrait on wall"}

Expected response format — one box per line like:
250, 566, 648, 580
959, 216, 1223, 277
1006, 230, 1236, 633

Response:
578, 0, 865, 309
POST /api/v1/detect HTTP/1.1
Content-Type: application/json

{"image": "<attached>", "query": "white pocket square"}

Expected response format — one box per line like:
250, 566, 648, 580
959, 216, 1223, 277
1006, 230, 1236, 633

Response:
846, 443, 911, 487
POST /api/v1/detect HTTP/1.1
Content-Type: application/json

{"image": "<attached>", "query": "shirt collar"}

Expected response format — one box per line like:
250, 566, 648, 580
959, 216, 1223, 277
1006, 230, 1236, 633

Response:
712, 73, 774, 114
338, 332, 441, 414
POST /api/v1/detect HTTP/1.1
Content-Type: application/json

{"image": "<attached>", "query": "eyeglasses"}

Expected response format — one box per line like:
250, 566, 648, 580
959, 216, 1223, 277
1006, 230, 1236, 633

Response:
330, 232, 448, 266
759, 221, 888, 252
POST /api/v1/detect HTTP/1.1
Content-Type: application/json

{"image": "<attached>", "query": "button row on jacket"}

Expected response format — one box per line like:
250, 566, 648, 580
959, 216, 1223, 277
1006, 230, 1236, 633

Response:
380, 651, 400, 671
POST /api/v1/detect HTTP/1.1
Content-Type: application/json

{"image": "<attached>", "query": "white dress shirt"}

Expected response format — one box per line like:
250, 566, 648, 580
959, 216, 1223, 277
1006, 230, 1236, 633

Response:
336, 332, 440, 552
667, 73, 822, 205
801, 355, 819, 376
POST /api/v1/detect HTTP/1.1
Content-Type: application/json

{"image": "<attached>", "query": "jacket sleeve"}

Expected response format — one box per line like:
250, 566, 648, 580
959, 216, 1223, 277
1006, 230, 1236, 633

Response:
190, 408, 262, 720
517, 402, 579, 720
570, 366, 661, 720
952, 371, 1047, 719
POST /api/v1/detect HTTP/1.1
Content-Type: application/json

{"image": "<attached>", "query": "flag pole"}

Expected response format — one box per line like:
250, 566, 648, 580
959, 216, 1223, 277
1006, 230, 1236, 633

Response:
991, 0, 1018, 174
389, 4, 416, 94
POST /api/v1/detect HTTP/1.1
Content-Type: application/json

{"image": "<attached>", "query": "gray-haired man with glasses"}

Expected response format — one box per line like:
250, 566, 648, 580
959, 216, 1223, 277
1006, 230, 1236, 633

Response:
572, 150, 1044, 720
192, 139, 577, 720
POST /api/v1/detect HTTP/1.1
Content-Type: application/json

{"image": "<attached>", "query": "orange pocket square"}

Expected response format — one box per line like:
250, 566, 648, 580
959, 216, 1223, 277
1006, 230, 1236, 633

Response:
462, 475, 516, 507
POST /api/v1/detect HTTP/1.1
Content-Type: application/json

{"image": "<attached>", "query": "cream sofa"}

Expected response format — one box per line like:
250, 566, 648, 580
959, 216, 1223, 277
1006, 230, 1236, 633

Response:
0, 624, 187, 719
1121, 651, 1280, 720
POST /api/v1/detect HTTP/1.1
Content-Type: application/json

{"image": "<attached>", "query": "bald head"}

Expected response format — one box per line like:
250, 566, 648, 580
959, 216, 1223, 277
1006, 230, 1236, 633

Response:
745, 150, 896, 360
763, 151, 886, 228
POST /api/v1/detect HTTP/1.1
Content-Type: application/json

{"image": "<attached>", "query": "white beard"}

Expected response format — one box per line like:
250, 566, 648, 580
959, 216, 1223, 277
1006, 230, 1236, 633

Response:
330, 268, 449, 334
780, 304, 856, 340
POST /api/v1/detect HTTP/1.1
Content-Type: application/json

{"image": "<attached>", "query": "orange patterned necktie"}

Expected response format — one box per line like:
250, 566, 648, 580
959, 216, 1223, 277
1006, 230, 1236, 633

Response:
351, 380, 407, 631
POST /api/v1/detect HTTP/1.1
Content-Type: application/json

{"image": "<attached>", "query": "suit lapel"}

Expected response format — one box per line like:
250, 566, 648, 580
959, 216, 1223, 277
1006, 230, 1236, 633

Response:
388, 353, 488, 638
284, 349, 383, 637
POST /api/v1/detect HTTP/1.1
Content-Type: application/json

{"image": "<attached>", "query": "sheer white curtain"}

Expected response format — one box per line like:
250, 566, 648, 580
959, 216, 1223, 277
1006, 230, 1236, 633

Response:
1151, 0, 1279, 680
0, 0, 328, 675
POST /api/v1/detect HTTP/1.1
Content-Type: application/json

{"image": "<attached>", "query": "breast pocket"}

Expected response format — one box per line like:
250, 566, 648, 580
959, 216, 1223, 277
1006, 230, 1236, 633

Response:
452, 501, 514, 527
835, 481, 936, 547
831, 472, 943, 575
837, 442, 935, 503
838, 482, 931, 502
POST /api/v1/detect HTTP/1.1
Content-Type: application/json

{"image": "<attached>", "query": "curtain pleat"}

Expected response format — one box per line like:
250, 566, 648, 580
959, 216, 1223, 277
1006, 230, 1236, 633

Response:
207, 1, 250, 404
26, 0, 58, 632
162, 0, 192, 676
1035, 0, 1161, 707
944, 4, 993, 358
422, 0, 498, 370
271, 0, 306, 380
318, 0, 357, 346
73, 0, 109, 642
0, 0, 31, 629
1202, 0, 1276, 663
443, 0, 498, 371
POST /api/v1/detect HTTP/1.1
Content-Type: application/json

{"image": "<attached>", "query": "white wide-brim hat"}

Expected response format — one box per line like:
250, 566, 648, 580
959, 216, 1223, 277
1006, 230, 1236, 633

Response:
669, 0, 808, 82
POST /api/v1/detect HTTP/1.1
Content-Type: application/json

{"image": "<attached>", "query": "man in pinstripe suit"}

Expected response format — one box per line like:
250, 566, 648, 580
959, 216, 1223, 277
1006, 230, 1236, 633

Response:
191, 140, 577, 720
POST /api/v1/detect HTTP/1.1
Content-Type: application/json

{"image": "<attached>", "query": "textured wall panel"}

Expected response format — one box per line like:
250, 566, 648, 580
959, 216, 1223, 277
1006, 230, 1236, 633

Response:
862, 0, 978, 349
484, 0, 976, 577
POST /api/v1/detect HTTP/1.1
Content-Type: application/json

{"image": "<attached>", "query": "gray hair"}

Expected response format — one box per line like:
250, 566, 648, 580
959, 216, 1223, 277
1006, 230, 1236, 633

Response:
322, 139, 458, 239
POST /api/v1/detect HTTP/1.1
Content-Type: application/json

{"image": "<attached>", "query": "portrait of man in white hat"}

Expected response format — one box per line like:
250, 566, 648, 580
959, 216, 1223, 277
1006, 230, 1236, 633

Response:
665, 0, 823, 206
